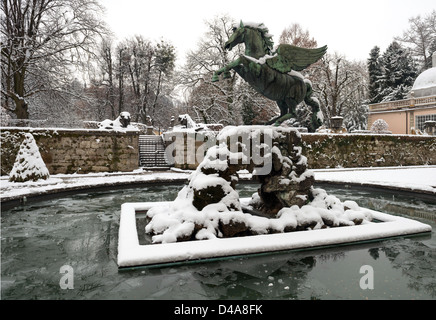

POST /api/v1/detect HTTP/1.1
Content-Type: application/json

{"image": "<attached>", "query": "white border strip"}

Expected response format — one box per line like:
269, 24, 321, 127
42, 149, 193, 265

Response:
117, 202, 432, 268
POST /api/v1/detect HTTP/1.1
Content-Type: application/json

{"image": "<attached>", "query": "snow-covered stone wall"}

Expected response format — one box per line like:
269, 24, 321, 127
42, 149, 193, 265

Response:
2, 129, 434, 176
1, 128, 139, 175
302, 134, 436, 168
167, 132, 436, 170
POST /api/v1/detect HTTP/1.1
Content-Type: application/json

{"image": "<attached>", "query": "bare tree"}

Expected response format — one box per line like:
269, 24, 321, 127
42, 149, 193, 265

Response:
148, 40, 176, 125
177, 15, 245, 125
119, 36, 176, 124
279, 23, 318, 48
89, 37, 117, 119
1, 0, 107, 119
313, 53, 368, 129
395, 10, 436, 71
115, 44, 128, 114
85, 35, 177, 128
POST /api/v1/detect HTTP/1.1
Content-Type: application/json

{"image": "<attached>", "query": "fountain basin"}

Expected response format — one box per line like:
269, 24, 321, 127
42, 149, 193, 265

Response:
118, 199, 432, 268
2, 183, 435, 300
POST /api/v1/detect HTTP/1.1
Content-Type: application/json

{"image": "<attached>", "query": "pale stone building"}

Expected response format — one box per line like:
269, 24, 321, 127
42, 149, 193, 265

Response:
368, 52, 436, 134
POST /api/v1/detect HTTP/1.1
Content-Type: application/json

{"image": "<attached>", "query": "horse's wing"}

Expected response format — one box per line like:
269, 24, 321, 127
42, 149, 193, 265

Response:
266, 44, 328, 73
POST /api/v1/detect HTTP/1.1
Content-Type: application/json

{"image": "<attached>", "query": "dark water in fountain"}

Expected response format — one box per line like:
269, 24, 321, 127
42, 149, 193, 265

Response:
1, 182, 435, 300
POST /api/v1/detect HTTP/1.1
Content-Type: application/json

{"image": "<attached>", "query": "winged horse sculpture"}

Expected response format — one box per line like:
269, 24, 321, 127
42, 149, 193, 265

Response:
212, 21, 327, 130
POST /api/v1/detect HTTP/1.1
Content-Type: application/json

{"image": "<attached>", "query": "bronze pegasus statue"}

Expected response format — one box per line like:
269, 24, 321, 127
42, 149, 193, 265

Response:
212, 21, 327, 130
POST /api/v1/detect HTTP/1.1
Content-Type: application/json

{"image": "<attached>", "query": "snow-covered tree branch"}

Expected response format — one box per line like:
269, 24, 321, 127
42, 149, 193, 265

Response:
313, 53, 368, 130
1, 0, 108, 119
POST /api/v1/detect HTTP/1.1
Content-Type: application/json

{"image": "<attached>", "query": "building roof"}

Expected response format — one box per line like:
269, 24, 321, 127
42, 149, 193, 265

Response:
411, 52, 436, 98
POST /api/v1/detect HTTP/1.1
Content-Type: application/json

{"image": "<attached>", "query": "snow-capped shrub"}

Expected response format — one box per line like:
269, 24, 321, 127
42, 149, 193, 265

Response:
370, 119, 389, 133
9, 133, 50, 182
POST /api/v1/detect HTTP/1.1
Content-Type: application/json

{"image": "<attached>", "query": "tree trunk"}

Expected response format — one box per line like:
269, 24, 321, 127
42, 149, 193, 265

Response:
14, 99, 29, 119
150, 71, 162, 126
12, 66, 29, 119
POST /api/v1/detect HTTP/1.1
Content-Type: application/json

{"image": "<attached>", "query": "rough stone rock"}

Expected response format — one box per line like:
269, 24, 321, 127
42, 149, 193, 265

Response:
352, 218, 363, 225
192, 185, 226, 211
185, 126, 316, 233
219, 219, 248, 237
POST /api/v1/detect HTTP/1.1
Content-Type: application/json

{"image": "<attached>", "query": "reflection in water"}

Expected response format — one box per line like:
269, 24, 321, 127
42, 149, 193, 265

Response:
375, 240, 435, 297
1, 183, 435, 299
191, 255, 317, 300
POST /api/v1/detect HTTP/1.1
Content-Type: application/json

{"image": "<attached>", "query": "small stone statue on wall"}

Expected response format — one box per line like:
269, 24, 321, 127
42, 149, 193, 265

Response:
98, 112, 131, 130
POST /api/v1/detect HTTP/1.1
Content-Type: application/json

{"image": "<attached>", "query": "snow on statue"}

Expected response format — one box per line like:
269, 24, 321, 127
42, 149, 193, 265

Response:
9, 133, 50, 182
98, 112, 133, 130
212, 21, 326, 131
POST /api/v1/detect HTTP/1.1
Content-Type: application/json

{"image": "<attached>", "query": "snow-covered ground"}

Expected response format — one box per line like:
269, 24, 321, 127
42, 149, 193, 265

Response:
1, 165, 435, 202
0, 169, 191, 202
314, 165, 436, 194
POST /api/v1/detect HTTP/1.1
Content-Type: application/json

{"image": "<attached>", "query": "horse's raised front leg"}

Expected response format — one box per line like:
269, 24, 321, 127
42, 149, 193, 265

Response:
212, 57, 244, 82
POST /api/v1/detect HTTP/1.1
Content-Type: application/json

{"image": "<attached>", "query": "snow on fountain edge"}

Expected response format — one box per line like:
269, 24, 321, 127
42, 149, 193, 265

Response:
117, 200, 432, 268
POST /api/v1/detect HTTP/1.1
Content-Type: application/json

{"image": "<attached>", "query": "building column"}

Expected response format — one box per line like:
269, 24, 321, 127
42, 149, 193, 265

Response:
409, 111, 414, 133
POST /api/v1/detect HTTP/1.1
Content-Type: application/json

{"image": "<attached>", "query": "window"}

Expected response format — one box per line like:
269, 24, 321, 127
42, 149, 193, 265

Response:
416, 114, 436, 131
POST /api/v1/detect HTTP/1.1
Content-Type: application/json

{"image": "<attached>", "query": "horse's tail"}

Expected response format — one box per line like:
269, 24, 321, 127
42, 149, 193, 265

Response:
304, 79, 323, 132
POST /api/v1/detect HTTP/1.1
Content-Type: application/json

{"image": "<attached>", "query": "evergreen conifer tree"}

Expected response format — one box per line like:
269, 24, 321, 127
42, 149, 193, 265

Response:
367, 46, 383, 104
378, 42, 418, 102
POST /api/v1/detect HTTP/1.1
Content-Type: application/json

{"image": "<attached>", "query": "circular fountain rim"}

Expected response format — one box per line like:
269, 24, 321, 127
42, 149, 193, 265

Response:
2, 172, 435, 210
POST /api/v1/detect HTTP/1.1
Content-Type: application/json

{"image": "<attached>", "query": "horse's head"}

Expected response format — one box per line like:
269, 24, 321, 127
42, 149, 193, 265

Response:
225, 21, 246, 51
225, 21, 273, 58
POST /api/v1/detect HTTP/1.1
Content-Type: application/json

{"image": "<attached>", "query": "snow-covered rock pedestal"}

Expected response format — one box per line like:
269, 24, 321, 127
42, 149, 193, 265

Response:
145, 126, 373, 243
190, 126, 315, 215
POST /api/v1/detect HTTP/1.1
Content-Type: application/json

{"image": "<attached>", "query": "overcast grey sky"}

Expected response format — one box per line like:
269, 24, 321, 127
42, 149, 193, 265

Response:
100, 0, 435, 64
